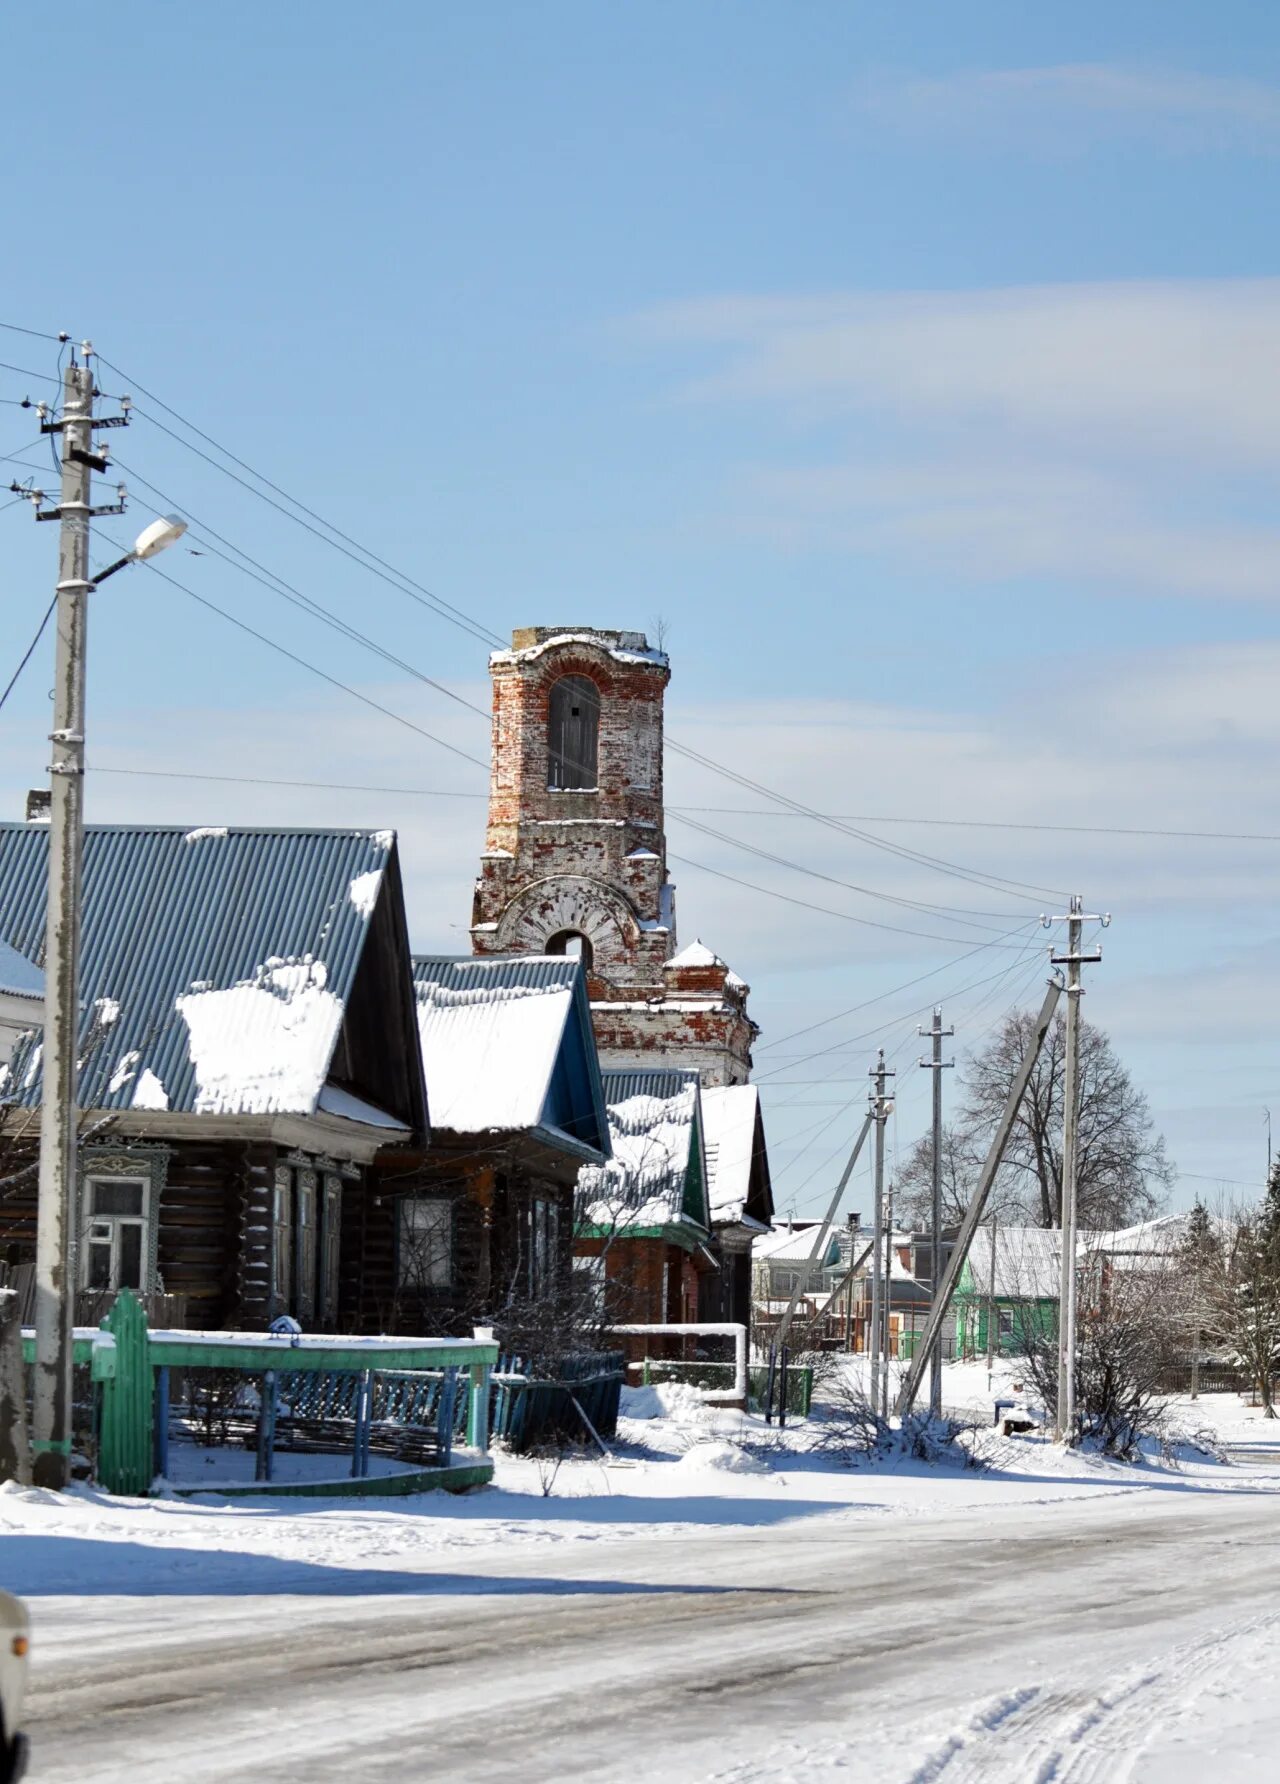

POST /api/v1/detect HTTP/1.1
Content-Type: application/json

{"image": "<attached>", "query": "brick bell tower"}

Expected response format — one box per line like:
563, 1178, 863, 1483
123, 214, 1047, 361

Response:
471, 626, 757, 1085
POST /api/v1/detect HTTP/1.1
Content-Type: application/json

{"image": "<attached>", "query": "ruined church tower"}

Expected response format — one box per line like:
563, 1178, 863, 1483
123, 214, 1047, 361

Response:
470, 627, 756, 1085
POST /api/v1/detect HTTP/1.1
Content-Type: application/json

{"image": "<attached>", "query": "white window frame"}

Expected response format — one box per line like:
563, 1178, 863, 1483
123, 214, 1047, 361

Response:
81, 1174, 152, 1293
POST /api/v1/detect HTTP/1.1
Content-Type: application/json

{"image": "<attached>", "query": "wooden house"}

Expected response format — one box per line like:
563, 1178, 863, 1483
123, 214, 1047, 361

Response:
954, 1226, 1061, 1358
575, 1067, 717, 1346
0, 821, 425, 1330
353, 955, 611, 1336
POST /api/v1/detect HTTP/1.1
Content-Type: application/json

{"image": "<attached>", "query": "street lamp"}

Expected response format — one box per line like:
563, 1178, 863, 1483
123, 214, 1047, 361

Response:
93, 513, 188, 584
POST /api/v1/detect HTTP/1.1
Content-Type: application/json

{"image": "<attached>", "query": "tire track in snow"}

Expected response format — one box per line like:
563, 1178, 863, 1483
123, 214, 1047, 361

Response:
905, 1612, 1280, 1784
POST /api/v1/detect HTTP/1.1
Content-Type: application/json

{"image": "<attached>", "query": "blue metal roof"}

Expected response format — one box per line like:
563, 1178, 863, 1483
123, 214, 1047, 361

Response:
0, 823, 398, 1116
411, 954, 610, 1162
0, 937, 42, 1001
578, 1067, 710, 1234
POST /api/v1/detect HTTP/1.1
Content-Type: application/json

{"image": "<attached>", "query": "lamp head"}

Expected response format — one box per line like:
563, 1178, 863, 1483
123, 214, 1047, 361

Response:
132, 514, 187, 561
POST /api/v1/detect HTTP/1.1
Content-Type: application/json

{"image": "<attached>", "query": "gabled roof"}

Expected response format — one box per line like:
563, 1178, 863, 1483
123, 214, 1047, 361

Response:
753, 1221, 844, 1268
964, 1226, 1063, 1301
701, 1083, 773, 1229
0, 823, 422, 1127
667, 939, 724, 969
577, 1067, 710, 1240
412, 955, 609, 1162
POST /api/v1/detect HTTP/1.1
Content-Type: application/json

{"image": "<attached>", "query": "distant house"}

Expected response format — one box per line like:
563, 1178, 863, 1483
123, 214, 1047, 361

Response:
698, 1083, 774, 1330
954, 1227, 1062, 1357
575, 1067, 715, 1337
0, 822, 426, 1329
355, 954, 611, 1335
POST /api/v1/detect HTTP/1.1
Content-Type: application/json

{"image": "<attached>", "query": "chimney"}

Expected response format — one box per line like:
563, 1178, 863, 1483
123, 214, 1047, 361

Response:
24, 789, 51, 824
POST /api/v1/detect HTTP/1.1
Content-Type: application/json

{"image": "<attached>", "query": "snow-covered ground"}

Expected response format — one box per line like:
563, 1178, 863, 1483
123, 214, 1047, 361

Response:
8, 1370, 1280, 1780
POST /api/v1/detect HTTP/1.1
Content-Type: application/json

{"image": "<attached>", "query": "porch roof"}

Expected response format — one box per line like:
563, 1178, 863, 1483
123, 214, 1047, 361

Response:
577, 1067, 710, 1239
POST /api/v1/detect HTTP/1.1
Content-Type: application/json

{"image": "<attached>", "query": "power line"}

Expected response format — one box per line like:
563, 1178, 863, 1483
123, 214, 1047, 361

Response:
0, 321, 61, 344
90, 766, 487, 798
667, 850, 1035, 948
0, 595, 56, 713
111, 454, 491, 724
670, 807, 1032, 932
101, 353, 1069, 905
674, 805, 1280, 847
103, 545, 492, 773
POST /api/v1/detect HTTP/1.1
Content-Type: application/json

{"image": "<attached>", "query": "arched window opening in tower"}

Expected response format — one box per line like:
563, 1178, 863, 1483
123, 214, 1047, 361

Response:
548, 674, 600, 790
546, 929, 594, 970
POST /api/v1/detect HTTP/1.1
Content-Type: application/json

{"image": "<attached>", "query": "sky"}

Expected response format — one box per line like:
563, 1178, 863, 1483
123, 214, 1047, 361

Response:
3, 1, 1280, 1217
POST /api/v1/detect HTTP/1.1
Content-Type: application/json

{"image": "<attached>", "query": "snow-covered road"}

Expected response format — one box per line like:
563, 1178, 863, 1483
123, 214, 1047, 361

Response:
21, 1462, 1280, 1781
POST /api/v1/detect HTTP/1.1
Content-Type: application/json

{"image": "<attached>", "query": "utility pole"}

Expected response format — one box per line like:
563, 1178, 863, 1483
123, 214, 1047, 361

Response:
20, 346, 139, 1489
868, 1052, 895, 1418
919, 1007, 954, 1419
1045, 894, 1108, 1446
31, 354, 97, 1488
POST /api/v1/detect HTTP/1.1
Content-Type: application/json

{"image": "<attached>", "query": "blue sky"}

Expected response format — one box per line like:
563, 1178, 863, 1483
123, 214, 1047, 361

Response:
4, 1, 1280, 1214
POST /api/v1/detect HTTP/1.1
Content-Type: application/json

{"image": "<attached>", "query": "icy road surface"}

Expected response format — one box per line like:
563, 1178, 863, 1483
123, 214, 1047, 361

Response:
18, 1461, 1280, 1782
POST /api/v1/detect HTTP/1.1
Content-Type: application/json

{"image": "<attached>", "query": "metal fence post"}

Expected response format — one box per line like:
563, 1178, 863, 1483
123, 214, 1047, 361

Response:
256, 1371, 278, 1483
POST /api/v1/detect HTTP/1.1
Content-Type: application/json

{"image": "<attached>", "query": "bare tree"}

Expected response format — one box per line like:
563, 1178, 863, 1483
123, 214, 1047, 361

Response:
1201, 1183, 1280, 1416
954, 1010, 1173, 1231
892, 1122, 1014, 1231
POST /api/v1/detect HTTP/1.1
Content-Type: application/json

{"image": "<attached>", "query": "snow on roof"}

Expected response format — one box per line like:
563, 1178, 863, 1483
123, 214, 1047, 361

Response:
0, 939, 42, 1002
667, 939, 724, 969
414, 958, 577, 1135
754, 1221, 842, 1265
0, 824, 399, 1120
491, 630, 668, 669
701, 1083, 759, 1222
578, 1070, 705, 1233
1090, 1212, 1205, 1259
965, 1226, 1063, 1300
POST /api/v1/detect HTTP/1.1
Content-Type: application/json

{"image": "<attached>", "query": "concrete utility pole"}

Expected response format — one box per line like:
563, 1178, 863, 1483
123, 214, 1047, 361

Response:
31, 355, 98, 1489
895, 977, 1063, 1418
919, 1007, 954, 1419
1046, 894, 1107, 1446
868, 1052, 895, 1418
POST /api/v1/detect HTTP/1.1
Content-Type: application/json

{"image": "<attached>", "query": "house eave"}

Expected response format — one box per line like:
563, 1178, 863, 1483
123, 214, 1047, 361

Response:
97, 1106, 409, 1164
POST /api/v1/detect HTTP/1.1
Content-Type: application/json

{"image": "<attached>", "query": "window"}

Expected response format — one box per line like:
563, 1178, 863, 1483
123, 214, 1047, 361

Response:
271, 1166, 293, 1319
320, 1175, 343, 1329
546, 929, 593, 970
529, 1196, 560, 1297
398, 1196, 453, 1290
548, 674, 600, 790
997, 1307, 1015, 1339
294, 1168, 318, 1325
82, 1176, 150, 1292
573, 1254, 606, 1316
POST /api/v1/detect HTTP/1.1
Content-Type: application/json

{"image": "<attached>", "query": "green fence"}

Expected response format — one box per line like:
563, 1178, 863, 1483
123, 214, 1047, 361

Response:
23, 1292, 499, 1496
640, 1357, 814, 1417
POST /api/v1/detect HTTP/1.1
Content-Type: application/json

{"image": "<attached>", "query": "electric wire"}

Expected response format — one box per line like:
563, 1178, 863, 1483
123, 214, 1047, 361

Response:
0, 594, 57, 714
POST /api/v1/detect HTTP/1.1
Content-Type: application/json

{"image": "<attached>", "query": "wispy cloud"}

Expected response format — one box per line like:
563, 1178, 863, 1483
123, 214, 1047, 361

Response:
628, 278, 1280, 602
857, 63, 1280, 151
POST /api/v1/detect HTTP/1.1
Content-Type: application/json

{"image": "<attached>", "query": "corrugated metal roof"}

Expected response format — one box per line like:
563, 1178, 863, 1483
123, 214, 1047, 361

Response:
0, 823, 395, 1116
411, 954, 608, 1159
578, 1067, 709, 1233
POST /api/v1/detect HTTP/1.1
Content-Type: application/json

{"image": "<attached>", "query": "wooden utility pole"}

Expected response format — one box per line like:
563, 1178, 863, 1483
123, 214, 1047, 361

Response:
919, 1007, 954, 1419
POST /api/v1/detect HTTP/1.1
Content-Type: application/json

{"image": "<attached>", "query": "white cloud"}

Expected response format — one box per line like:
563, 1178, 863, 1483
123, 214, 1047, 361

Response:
856, 64, 1280, 151
629, 278, 1280, 604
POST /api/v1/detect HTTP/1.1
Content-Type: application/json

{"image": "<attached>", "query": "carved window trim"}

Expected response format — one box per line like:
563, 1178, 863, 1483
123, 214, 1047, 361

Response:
76, 1143, 171, 1294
